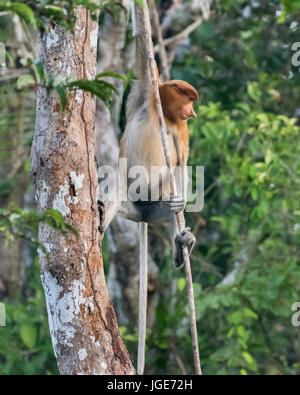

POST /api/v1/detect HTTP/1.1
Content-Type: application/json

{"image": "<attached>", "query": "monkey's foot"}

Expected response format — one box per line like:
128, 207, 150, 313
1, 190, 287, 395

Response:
167, 194, 186, 213
174, 227, 196, 268
97, 198, 105, 233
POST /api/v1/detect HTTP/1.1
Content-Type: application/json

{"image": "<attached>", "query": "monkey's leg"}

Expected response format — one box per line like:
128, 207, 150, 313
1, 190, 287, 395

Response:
134, 198, 185, 224
137, 222, 148, 375
174, 227, 196, 269
169, 215, 195, 269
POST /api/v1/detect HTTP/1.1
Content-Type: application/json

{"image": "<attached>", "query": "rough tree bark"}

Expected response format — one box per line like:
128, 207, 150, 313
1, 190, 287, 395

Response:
30, 7, 134, 375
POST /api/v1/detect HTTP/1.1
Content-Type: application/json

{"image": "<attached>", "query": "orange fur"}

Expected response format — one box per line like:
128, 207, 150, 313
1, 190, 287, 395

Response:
151, 77, 198, 169
121, 66, 198, 198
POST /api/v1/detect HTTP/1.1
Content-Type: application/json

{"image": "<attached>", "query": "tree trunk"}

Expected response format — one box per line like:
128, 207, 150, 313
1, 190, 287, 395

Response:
30, 7, 134, 375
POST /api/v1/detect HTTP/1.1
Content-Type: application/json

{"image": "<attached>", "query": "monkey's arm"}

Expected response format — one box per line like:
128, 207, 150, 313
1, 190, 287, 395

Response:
126, 4, 158, 124
164, 157, 189, 213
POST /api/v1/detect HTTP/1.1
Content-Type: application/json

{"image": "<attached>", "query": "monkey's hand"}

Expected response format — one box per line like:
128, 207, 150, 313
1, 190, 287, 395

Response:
97, 198, 105, 234
174, 227, 196, 269
167, 194, 186, 213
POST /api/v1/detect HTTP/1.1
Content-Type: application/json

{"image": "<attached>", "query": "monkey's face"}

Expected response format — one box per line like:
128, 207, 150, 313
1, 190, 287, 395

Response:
159, 80, 199, 123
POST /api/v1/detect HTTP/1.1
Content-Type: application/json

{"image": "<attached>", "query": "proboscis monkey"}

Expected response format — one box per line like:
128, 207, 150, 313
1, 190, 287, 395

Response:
97, 1, 199, 375
97, 8, 198, 268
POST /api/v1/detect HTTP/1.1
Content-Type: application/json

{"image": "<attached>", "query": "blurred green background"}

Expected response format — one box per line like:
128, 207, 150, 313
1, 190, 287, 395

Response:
0, 0, 300, 375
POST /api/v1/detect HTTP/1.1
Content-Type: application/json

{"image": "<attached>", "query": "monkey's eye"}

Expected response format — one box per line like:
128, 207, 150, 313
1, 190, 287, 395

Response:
172, 83, 178, 88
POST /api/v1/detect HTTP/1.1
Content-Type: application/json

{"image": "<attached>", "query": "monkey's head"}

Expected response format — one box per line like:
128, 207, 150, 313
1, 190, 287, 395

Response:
159, 80, 199, 123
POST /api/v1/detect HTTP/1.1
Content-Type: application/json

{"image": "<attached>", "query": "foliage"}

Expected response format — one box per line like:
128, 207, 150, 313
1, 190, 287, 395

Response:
0, 2, 38, 29
16, 61, 126, 112
0, 0, 125, 30
0, 205, 77, 252
0, 0, 125, 375
134, 96, 300, 374
186, 98, 300, 374
0, 259, 58, 375
135, 0, 300, 375
1, 0, 300, 376
173, 0, 300, 115
278, 0, 300, 22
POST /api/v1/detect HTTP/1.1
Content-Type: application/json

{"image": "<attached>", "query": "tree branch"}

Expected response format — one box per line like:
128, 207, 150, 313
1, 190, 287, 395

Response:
154, 17, 203, 52
149, 0, 170, 81
135, 0, 202, 375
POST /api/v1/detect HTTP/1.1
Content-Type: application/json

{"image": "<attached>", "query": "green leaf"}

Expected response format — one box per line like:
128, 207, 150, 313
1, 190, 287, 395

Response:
32, 61, 45, 84
235, 102, 251, 114
124, 333, 139, 342
242, 351, 253, 365
247, 82, 261, 103
55, 85, 68, 113
265, 149, 272, 165
44, 5, 65, 15
237, 325, 245, 337
45, 209, 66, 228
276, 9, 287, 23
250, 187, 258, 201
243, 308, 258, 323
1, 3, 37, 29
95, 72, 127, 81
19, 324, 37, 348
242, 351, 258, 371
178, 277, 186, 292
66, 78, 119, 108
24, 158, 31, 173
119, 326, 127, 336
16, 75, 35, 90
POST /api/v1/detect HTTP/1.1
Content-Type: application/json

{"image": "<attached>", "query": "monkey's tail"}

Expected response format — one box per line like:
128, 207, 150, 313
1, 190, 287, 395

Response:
137, 221, 148, 375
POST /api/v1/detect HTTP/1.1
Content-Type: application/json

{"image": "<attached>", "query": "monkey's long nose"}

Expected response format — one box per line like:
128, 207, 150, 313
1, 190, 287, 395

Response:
190, 108, 197, 118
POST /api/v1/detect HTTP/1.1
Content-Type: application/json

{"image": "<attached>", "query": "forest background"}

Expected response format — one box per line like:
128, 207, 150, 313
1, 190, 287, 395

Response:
0, 0, 300, 375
